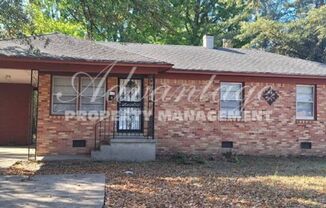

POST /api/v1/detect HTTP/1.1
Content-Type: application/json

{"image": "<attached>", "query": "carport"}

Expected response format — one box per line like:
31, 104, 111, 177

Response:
0, 68, 38, 160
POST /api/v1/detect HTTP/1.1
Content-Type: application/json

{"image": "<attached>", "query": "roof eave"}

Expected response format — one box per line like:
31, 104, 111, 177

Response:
0, 55, 173, 68
168, 68, 326, 80
0, 56, 173, 74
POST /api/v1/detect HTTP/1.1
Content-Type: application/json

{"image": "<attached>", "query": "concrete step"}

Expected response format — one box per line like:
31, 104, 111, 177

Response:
113, 135, 150, 140
91, 139, 156, 162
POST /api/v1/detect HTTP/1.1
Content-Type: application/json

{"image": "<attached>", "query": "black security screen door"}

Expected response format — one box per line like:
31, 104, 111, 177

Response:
117, 78, 143, 132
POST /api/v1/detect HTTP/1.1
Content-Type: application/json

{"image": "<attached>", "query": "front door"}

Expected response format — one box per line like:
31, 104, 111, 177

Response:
117, 78, 143, 133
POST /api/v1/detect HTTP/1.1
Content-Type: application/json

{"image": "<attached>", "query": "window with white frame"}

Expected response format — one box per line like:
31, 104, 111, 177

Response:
80, 77, 106, 112
51, 76, 106, 115
52, 76, 78, 115
220, 82, 243, 118
296, 85, 315, 120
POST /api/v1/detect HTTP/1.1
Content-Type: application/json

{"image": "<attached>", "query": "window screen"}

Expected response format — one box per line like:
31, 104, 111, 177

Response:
220, 82, 243, 118
80, 78, 106, 112
296, 85, 315, 120
52, 76, 78, 115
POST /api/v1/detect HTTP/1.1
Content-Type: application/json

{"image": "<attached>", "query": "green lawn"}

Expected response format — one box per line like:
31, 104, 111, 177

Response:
6, 156, 326, 208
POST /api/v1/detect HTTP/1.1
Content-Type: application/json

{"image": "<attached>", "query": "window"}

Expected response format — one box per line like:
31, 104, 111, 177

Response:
296, 85, 315, 120
52, 76, 78, 115
51, 76, 106, 115
80, 77, 106, 112
220, 82, 243, 118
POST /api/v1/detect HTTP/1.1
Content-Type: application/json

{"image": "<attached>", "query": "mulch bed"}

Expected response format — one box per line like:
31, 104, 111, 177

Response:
5, 156, 326, 208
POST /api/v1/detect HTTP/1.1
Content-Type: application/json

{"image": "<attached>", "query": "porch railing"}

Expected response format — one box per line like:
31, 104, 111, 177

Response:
94, 75, 156, 150
94, 115, 155, 150
94, 116, 112, 150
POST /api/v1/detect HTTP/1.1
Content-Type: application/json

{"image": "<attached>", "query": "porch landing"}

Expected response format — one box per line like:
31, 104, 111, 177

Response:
91, 138, 156, 162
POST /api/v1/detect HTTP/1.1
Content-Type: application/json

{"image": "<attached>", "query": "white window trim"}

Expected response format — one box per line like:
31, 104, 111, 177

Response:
219, 82, 243, 119
51, 75, 78, 115
51, 75, 107, 115
296, 85, 315, 120
79, 77, 106, 112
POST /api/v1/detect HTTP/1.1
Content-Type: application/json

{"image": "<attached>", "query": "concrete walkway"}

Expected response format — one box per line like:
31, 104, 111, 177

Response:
0, 147, 30, 169
0, 147, 91, 170
0, 174, 106, 208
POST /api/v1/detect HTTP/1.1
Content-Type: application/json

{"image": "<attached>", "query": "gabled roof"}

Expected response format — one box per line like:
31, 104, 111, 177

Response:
0, 34, 168, 65
101, 42, 326, 77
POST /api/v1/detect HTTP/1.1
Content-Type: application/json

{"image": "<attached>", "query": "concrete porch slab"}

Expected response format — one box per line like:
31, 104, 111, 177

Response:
92, 139, 156, 162
0, 174, 105, 208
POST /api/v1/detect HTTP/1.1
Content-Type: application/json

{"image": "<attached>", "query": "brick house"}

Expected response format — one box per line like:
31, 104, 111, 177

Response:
0, 34, 325, 161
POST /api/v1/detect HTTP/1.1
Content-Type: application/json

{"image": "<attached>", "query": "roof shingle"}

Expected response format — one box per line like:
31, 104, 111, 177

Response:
101, 42, 326, 76
0, 34, 167, 64
1, 33, 326, 77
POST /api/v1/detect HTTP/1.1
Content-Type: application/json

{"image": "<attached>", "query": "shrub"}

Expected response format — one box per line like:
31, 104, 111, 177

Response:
170, 153, 207, 165
223, 151, 239, 163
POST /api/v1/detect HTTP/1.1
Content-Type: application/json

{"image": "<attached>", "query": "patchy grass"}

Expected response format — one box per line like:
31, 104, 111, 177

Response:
6, 156, 326, 208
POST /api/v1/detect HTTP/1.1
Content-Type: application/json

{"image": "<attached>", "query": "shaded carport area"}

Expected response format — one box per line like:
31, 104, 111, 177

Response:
0, 68, 37, 169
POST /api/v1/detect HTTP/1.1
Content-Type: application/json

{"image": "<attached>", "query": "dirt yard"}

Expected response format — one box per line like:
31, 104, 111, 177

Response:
4, 156, 326, 208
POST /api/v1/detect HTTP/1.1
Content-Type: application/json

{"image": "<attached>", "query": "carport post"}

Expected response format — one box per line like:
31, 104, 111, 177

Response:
28, 69, 39, 161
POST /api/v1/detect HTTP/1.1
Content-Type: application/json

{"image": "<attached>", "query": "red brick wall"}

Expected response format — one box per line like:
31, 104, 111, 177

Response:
37, 73, 95, 155
155, 78, 326, 156
36, 74, 142, 155
37, 74, 121, 155
37, 73, 326, 156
